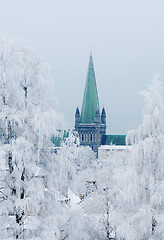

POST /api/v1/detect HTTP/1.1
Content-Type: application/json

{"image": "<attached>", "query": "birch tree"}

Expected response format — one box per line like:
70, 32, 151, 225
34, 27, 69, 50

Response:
0, 35, 62, 239
122, 75, 164, 239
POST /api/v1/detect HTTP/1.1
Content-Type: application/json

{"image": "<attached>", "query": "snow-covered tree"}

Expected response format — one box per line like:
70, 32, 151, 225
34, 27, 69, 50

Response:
53, 130, 96, 197
0, 35, 63, 239
114, 75, 164, 240
50, 130, 97, 239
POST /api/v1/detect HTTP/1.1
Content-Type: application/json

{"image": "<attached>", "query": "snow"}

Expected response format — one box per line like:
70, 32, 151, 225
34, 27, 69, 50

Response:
68, 188, 80, 207
0, 35, 164, 240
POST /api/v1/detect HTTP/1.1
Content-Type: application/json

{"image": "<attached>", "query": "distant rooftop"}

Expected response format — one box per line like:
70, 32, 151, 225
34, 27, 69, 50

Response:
51, 130, 69, 147
101, 135, 126, 146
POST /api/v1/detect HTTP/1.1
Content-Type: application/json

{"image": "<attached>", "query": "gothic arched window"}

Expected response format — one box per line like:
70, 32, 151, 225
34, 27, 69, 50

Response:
82, 134, 84, 142
90, 134, 92, 142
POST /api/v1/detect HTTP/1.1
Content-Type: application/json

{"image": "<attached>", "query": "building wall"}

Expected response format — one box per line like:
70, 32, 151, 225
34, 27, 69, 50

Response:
98, 145, 131, 159
75, 122, 106, 157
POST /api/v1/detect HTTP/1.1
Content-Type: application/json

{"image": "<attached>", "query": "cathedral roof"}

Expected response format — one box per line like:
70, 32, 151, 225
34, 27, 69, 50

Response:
80, 54, 100, 123
101, 135, 126, 146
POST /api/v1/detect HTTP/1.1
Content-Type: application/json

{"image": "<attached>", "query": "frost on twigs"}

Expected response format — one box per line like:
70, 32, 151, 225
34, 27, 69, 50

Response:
123, 74, 164, 239
0, 34, 63, 239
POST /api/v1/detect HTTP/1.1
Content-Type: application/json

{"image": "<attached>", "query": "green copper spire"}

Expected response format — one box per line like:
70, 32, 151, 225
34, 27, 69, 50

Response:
80, 54, 100, 123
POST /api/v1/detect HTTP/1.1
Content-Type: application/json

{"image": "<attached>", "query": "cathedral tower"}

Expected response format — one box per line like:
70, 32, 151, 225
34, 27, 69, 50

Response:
75, 54, 106, 157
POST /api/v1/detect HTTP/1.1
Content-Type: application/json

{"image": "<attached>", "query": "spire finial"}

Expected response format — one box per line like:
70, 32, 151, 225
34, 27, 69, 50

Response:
90, 51, 93, 63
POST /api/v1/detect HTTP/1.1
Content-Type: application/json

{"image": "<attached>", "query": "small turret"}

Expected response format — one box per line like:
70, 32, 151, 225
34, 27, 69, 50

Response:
94, 108, 100, 124
101, 107, 106, 124
75, 107, 80, 128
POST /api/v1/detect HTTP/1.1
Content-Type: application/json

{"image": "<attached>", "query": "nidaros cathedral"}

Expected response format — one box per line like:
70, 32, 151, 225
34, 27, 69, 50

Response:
75, 54, 107, 156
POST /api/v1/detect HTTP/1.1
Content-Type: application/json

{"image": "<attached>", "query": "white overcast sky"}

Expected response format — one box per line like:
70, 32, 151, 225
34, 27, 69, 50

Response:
1, 0, 164, 134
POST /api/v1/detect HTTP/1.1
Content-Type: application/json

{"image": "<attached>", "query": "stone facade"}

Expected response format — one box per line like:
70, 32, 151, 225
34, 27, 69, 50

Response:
75, 54, 106, 157
75, 108, 106, 156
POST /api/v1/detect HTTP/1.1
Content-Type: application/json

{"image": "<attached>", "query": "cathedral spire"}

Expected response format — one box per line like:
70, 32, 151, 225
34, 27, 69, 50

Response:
80, 54, 100, 123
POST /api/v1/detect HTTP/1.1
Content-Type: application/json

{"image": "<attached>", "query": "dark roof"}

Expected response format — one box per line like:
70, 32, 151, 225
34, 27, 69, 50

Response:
101, 135, 126, 146
101, 107, 106, 116
75, 107, 80, 115
95, 108, 100, 115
